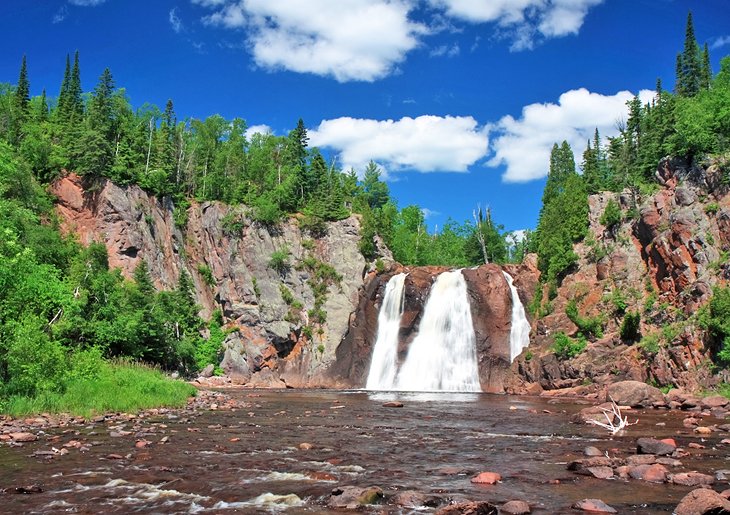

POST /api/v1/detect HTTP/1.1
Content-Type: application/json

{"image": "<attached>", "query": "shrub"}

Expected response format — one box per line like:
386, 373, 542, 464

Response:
600, 199, 622, 230
566, 299, 604, 339
638, 332, 660, 355
705, 202, 719, 215
221, 210, 246, 236
611, 289, 628, 315
197, 264, 215, 287
268, 247, 291, 276
620, 311, 641, 342
552, 332, 587, 360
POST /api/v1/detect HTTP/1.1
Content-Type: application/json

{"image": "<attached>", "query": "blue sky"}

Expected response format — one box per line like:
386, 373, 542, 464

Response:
2, 1, 729, 234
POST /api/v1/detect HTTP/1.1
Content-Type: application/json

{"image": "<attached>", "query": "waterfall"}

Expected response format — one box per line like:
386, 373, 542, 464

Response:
394, 270, 481, 392
503, 272, 531, 362
365, 273, 407, 390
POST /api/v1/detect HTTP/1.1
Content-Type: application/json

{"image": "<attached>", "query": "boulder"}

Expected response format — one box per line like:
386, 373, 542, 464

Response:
637, 437, 676, 456
500, 500, 531, 514
571, 499, 617, 513
628, 463, 668, 483
607, 381, 665, 408
670, 472, 715, 487
674, 488, 730, 515
328, 486, 383, 509
471, 471, 501, 484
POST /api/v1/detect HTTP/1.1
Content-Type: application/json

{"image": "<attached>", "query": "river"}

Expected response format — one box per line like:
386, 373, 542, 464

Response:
0, 389, 726, 513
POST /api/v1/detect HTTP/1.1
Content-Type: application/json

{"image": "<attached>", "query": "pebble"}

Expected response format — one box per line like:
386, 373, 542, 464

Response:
471, 472, 501, 484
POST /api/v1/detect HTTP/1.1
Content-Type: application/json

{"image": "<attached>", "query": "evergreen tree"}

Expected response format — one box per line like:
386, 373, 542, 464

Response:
57, 54, 71, 121
676, 12, 701, 97
11, 55, 30, 143
69, 50, 83, 118
700, 43, 712, 91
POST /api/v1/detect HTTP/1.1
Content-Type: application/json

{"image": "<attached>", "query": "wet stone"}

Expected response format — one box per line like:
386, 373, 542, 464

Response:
637, 437, 676, 455
572, 498, 617, 513
436, 501, 498, 514
500, 500, 531, 514
670, 472, 715, 487
674, 488, 730, 515
583, 446, 603, 457
471, 472, 501, 484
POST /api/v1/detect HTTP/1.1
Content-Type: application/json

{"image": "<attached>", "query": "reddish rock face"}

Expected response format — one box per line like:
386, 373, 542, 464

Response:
462, 265, 513, 393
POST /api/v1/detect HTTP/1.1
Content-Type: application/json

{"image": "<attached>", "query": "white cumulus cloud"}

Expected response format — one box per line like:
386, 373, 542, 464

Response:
711, 35, 730, 50
169, 8, 184, 33
488, 87, 655, 183
245, 124, 272, 139
309, 115, 488, 176
428, 0, 604, 50
198, 0, 426, 82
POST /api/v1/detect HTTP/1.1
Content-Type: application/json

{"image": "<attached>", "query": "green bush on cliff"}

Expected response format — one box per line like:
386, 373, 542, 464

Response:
552, 332, 587, 360
565, 299, 604, 339
700, 286, 730, 365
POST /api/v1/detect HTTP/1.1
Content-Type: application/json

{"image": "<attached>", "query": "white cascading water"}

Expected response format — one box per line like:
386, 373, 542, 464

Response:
365, 273, 407, 390
503, 272, 531, 362
394, 270, 481, 392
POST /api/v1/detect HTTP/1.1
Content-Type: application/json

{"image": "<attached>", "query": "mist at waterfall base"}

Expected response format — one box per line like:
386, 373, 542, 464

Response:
365, 269, 531, 393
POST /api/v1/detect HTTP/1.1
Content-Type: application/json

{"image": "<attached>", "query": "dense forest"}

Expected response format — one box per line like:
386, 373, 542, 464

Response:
0, 11, 729, 411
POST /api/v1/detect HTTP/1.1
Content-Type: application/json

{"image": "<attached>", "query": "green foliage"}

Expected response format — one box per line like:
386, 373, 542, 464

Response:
702, 286, 730, 365
638, 332, 661, 355
600, 199, 622, 230
2, 360, 195, 418
194, 311, 226, 370
620, 311, 641, 342
268, 247, 291, 276
552, 332, 587, 360
704, 202, 719, 215
197, 263, 215, 287
565, 299, 604, 339
610, 288, 628, 315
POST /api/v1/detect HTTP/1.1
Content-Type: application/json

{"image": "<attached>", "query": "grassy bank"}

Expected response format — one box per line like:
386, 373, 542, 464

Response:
1, 360, 196, 418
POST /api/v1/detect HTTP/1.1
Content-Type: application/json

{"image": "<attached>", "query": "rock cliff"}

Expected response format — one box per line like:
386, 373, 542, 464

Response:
52, 173, 383, 387
514, 156, 730, 396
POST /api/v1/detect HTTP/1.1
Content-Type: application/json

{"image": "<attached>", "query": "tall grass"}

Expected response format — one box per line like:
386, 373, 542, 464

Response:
2, 359, 196, 418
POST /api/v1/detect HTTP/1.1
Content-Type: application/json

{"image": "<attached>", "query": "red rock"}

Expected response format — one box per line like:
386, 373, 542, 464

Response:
701, 395, 729, 409
471, 472, 501, 484
229, 437, 240, 442
500, 500, 531, 514
298, 442, 313, 450
694, 426, 713, 435
9, 432, 37, 442
585, 466, 614, 479
660, 438, 677, 447
572, 498, 617, 513
626, 455, 656, 466
607, 381, 665, 408
628, 464, 668, 483
106, 453, 124, 460
688, 442, 705, 449
135, 440, 149, 448
674, 488, 730, 515
382, 401, 404, 408
309, 471, 337, 481
670, 472, 715, 487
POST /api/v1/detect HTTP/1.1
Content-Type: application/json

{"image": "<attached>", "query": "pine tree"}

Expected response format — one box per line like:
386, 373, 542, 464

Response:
57, 54, 71, 120
68, 51, 83, 118
14, 55, 30, 118
676, 12, 701, 97
36, 89, 49, 122
700, 43, 712, 91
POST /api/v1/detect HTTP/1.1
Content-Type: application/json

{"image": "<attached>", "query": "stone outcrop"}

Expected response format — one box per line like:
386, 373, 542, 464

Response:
52, 173, 374, 387
514, 155, 730, 395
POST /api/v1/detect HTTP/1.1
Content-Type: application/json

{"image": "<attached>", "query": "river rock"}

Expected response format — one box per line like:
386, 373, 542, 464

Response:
626, 454, 657, 466
500, 500, 531, 514
670, 472, 715, 487
583, 446, 603, 457
674, 488, 730, 515
628, 463, 668, 482
436, 501, 498, 514
637, 437, 676, 455
607, 381, 665, 408
8, 432, 37, 442
572, 498, 617, 513
328, 486, 383, 508
391, 491, 442, 508
568, 457, 613, 475
701, 395, 729, 409
471, 472, 501, 484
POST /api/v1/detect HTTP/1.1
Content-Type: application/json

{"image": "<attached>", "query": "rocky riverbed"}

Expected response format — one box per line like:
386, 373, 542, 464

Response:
2, 388, 730, 513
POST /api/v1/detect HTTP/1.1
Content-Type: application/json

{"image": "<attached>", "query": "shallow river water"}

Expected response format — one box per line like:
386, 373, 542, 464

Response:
1, 389, 728, 513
